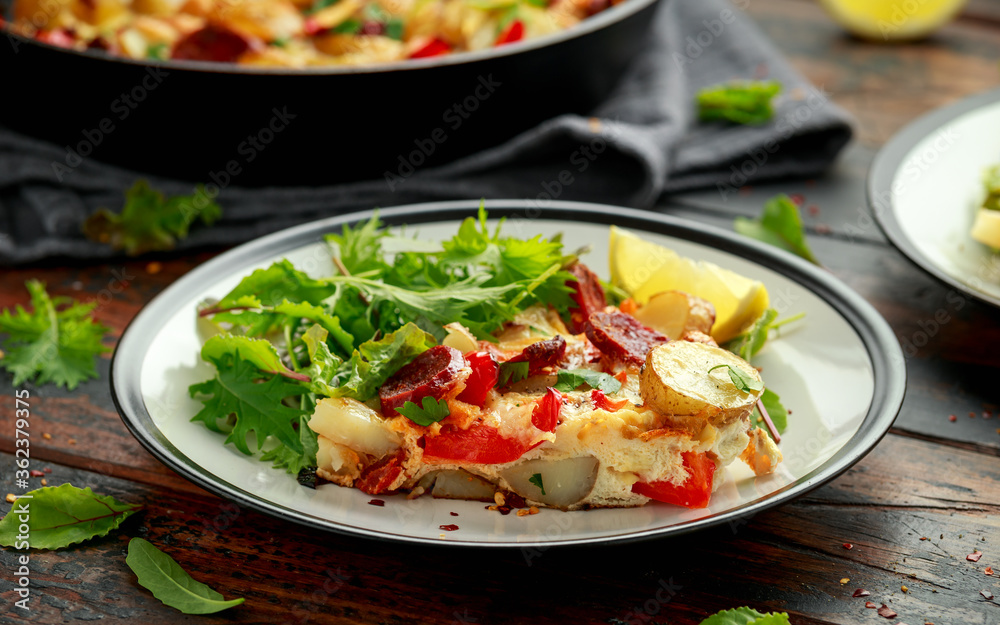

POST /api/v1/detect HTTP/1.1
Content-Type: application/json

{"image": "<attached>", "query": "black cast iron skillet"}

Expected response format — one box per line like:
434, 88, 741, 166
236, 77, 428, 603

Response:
0, 0, 662, 186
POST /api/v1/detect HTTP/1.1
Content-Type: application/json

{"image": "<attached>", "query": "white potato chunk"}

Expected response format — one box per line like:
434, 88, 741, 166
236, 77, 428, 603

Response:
309, 397, 401, 458
640, 341, 762, 422
442, 322, 478, 354
632, 291, 715, 340
427, 470, 496, 501
502, 456, 600, 509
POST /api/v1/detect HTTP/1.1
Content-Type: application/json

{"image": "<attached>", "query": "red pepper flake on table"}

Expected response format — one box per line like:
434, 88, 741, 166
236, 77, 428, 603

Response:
367, 499, 385, 507
981, 589, 994, 600
439, 524, 459, 532
865, 601, 877, 609
968, 551, 984, 562
948, 414, 957, 422
984, 567, 994, 575
877, 605, 897, 619
853, 589, 870, 597
843, 542, 854, 550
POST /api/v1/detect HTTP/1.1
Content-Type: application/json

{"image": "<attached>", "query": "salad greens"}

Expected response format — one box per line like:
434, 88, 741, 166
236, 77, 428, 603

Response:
698, 607, 790, 625
0, 280, 110, 390
189, 206, 576, 474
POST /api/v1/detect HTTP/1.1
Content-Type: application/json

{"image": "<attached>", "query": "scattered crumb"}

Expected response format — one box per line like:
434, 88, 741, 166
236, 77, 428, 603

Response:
865, 601, 877, 609
529, 506, 539, 515
877, 605, 897, 619
948, 414, 957, 422
981, 589, 994, 600
588, 117, 602, 133
902, 585, 908, 593
449, 512, 458, 517
29, 470, 44, 477
840, 578, 850, 584
146, 261, 162, 275
968, 551, 983, 562
40, 479, 47, 486
843, 543, 854, 550
517, 509, 531, 517
5, 494, 16, 503
43, 433, 52, 440
985, 567, 994, 575
68, 438, 77, 445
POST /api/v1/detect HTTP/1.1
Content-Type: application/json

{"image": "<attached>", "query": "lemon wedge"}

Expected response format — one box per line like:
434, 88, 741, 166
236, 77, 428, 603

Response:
819, 0, 966, 41
609, 226, 769, 344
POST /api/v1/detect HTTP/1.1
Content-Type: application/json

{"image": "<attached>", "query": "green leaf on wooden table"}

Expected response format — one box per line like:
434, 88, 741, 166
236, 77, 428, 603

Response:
699, 607, 790, 625
708, 364, 763, 394
0, 280, 110, 390
395, 396, 451, 426
126, 538, 244, 614
0, 484, 141, 549
697, 80, 782, 125
553, 368, 622, 394
734, 194, 820, 265
82, 179, 221, 256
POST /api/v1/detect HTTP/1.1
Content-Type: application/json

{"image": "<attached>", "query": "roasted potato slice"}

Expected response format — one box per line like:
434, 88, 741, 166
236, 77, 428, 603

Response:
309, 397, 402, 458
640, 341, 762, 423
502, 456, 600, 509
632, 290, 715, 340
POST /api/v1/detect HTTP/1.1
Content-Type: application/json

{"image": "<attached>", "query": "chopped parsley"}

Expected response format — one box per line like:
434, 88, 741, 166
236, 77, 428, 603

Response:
697, 80, 782, 125
708, 364, 763, 394
528, 473, 546, 495
396, 396, 450, 426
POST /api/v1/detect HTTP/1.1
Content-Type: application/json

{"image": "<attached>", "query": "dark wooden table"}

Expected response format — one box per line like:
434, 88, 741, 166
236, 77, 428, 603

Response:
3, 1, 1000, 623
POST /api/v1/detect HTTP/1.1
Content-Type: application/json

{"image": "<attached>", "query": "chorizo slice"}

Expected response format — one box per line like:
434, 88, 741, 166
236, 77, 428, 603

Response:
379, 345, 464, 418
508, 335, 567, 374
585, 311, 668, 366
566, 263, 607, 334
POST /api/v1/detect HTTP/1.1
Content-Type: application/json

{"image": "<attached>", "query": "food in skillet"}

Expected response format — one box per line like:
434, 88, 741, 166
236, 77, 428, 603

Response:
8, 0, 619, 65
189, 208, 784, 511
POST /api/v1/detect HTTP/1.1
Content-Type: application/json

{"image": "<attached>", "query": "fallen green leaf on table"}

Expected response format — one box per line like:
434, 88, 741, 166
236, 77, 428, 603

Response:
0, 484, 141, 549
0, 280, 110, 390
82, 179, 221, 256
699, 606, 791, 625
126, 538, 244, 614
697, 80, 782, 125
734, 194, 820, 265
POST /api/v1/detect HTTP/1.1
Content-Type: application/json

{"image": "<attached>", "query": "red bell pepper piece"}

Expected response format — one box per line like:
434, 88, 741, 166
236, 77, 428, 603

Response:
591, 389, 627, 412
531, 388, 563, 432
423, 423, 535, 464
456, 351, 499, 407
631, 452, 716, 508
410, 38, 451, 58
495, 19, 524, 46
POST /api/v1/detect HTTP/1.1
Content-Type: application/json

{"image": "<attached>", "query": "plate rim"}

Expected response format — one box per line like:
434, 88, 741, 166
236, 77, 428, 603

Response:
110, 199, 906, 548
868, 86, 1000, 309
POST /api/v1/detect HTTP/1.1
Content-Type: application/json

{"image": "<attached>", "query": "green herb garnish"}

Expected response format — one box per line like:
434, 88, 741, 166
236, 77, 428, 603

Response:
553, 368, 621, 393
699, 606, 790, 625
734, 194, 820, 265
396, 396, 450, 426
126, 538, 244, 614
332, 18, 362, 33
697, 80, 782, 125
146, 42, 168, 59
82, 180, 221, 256
708, 364, 763, 393
0, 280, 110, 390
528, 473, 546, 495
497, 361, 529, 387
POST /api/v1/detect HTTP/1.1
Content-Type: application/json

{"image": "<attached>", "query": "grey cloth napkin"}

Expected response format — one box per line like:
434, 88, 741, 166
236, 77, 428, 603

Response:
0, 0, 852, 264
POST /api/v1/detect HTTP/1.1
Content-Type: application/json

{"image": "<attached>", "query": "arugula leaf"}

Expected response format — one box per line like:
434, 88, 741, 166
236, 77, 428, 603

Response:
982, 164, 1000, 211
82, 180, 221, 256
0, 280, 110, 390
751, 388, 787, 438
734, 195, 820, 264
708, 364, 763, 393
211, 260, 339, 311
553, 368, 621, 393
201, 335, 309, 381
697, 81, 782, 125
497, 361, 529, 387
189, 351, 310, 457
699, 607, 790, 625
146, 42, 168, 59
126, 538, 244, 614
207, 299, 354, 358
259, 413, 319, 474
396, 396, 450, 426
726, 309, 778, 361
329, 322, 437, 401
384, 17, 404, 40
528, 473, 546, 496
0, 484, 141, 550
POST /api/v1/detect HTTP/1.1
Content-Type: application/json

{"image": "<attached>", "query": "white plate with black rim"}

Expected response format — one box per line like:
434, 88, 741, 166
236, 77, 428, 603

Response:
869, 87, 1000, 308
111, 200, 905, 547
